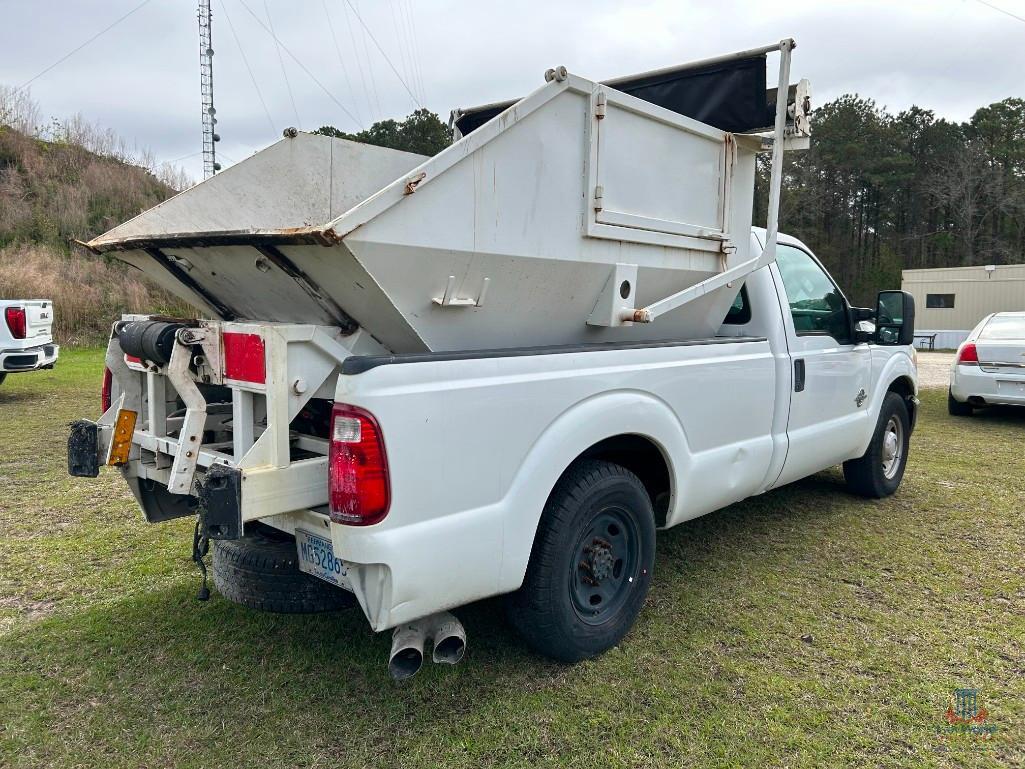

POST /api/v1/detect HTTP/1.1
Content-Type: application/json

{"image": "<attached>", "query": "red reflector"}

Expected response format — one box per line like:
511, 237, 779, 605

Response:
957, 342, 978, 365
4, 307, 26, 339
222, 332, 266, 383
125, 354, 142, 364
101, 367, 112, 413
329, 404, 390, 526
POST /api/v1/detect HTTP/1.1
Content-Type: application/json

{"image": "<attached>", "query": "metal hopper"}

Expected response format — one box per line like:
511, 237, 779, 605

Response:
84, 40, 810, 354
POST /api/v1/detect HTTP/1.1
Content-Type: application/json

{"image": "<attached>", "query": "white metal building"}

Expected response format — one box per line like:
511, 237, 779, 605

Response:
901, 264, 1025, 349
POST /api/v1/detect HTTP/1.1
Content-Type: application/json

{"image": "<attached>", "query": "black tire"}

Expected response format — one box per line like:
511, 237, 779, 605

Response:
0, 372, 6, 386
506, 460, 656, 662
843, 392, 910, 498
212, 523, 356, 613
947, 389, 973, 416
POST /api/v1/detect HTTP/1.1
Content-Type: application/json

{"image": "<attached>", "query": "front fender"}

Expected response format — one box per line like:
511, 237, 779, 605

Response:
856, 349, 918, 456
496, 390, 690, 593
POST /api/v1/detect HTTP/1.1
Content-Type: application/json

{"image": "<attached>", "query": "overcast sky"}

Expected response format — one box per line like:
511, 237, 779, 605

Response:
2, 0, 1024, 180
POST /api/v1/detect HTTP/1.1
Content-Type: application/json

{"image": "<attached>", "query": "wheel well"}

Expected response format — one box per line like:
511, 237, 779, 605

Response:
573, 434, 672, 526
887, 375, 916, 423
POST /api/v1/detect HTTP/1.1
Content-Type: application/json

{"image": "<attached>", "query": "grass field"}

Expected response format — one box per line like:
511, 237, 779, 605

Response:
1, 348, 1022, 768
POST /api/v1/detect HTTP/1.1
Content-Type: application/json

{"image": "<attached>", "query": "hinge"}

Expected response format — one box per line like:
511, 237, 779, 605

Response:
594, 185, 604, 212
595, 92, 606, 119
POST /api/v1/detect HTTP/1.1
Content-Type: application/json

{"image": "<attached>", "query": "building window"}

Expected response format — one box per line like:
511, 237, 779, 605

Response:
926, 293, 955, 309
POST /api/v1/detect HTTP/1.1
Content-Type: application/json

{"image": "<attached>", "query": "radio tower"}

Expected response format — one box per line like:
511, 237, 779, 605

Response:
198, 0, 220, 178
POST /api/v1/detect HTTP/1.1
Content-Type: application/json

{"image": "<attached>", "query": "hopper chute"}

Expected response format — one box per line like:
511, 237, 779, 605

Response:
85, 40, 810, 354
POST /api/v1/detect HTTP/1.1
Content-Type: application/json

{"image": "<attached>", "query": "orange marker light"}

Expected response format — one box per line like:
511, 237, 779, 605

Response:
107, 409, 138, 466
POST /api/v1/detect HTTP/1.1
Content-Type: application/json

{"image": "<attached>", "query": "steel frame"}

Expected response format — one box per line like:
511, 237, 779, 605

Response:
95, 319, 358, 523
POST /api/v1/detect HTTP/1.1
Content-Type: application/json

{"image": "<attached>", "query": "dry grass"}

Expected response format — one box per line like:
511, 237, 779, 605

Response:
0, 116, 194, 344
0, 243, 192, 345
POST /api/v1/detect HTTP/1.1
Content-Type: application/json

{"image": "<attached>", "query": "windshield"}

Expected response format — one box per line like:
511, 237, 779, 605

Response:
980, 315, 1025, 341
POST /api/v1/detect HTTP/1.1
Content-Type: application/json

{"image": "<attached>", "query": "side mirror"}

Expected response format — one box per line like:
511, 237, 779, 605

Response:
874, 290, 915, 346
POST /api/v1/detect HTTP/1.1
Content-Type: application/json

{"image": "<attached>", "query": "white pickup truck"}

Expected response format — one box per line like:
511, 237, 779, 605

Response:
0, 299, 58, 385
68, 228, 918, 672
66, 41, 918, 678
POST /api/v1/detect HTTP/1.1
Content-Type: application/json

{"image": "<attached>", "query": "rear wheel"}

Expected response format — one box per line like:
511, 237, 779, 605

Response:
0, 373, 6, 386
947, 389, 973, 416
506, 460, 656, 662
212, 523, 356, 613
843, 392, 910, 498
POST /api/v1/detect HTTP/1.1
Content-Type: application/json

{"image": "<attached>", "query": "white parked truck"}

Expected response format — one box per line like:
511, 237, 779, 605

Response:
68, 41, 918, 677
0, 300, 58, 385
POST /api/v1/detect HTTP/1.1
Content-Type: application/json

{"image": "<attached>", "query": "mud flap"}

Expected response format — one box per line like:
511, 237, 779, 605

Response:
196, 465, 243, 540
68, 420, 99, 478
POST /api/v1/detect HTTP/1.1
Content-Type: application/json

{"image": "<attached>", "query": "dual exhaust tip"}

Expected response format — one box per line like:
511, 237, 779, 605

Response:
388, 611, 466, 681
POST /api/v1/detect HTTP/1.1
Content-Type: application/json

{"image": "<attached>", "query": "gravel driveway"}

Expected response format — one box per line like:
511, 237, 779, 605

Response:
915, 351, 955, 389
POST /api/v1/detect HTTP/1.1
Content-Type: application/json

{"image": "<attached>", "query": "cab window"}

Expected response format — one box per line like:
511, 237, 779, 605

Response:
722, 286, 752, 325
775, 244, 850, 343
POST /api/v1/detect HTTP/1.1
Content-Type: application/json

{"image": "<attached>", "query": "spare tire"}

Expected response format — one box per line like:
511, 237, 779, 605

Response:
212, 523, 356, 613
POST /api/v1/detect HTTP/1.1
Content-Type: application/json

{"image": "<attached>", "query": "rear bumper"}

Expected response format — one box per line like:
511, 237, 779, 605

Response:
0, 343, 58, 372
950, 365, 1025, 407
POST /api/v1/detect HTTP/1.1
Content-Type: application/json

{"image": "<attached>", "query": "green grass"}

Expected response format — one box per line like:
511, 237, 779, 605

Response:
1, 348, 1022, 768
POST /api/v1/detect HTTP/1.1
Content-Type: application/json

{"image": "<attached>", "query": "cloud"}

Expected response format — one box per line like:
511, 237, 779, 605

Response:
2, 0, 1022, 180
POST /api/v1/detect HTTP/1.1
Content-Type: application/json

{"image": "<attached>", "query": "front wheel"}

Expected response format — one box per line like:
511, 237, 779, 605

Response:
506, 459, 656, 662
843, 392, 910, 498
0, 372, 6, 386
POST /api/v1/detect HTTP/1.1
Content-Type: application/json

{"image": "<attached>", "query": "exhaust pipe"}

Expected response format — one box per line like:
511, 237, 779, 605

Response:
388, 622, 427, 681
387, 611, 466, 680
429, 612, 466, 665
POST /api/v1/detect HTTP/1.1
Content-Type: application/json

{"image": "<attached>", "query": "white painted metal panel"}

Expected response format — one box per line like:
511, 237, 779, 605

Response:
594, 89, 727, 240
91, 135, 426, 243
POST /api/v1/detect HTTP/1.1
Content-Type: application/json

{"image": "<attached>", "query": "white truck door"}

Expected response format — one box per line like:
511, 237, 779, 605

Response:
770, 243, 872, 487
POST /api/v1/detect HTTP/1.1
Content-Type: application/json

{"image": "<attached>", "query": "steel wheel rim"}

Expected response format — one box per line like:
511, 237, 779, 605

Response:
569, 505, 641, 626
881, 416, 903, 479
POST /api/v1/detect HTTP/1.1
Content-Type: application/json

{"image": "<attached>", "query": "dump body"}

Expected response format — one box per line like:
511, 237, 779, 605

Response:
84, 60, 808, 353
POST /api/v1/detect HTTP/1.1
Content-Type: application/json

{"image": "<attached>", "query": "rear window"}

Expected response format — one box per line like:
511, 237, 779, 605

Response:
980, 315, 1025, 340
722, 286, 752, 325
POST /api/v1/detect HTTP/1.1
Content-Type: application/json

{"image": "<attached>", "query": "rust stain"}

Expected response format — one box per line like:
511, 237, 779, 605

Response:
404, 171, 427, 195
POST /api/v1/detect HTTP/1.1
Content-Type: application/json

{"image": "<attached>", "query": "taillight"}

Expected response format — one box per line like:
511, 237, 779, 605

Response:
4, 307, 26, 339
329, 404, 390, 526
957, 342, 979, 365
222, 332, 266, 383
101, 367, 112, 413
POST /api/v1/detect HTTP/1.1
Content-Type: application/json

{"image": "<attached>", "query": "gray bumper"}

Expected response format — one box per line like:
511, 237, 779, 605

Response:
0, 343, 59, 372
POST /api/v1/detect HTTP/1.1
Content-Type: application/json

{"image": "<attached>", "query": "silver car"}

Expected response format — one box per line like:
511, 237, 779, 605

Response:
949, 312, 1025, 415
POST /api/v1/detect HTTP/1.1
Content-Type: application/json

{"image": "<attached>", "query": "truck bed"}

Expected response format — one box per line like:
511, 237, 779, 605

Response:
330, 334, 776, 628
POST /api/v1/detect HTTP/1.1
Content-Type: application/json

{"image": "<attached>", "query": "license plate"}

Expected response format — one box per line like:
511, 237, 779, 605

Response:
997, 380, 1025, 395
296, 529, 350, 588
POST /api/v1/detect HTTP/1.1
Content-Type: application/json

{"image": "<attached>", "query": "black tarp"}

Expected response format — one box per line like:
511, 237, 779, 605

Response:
454, 54, 774, 137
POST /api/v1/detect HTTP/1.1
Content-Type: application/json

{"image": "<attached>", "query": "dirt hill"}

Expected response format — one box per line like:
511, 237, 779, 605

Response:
0, 125, 191, 344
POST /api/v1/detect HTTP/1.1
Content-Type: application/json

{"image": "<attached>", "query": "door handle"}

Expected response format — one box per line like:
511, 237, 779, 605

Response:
794, 359, 806, 392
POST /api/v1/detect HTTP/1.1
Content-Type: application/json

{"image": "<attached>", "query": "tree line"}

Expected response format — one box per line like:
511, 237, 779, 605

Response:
321, 96, 1025, 306
757, 95, 1025, 304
